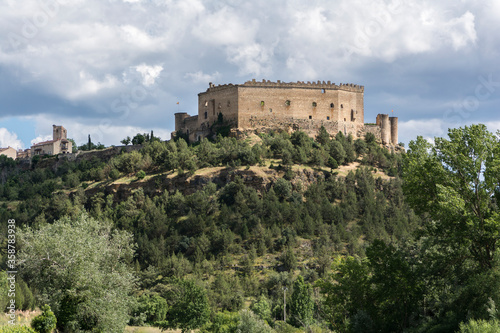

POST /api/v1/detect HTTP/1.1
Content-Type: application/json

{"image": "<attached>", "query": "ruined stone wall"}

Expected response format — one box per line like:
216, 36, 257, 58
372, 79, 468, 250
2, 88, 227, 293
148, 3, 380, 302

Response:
363, 124, 382, 141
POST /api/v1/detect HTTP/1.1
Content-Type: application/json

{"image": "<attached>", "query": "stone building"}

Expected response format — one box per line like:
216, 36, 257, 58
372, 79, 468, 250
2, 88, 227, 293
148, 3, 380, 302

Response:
30, 125, 72, 156
175, 79, 398, 145
0, 147, 17, 160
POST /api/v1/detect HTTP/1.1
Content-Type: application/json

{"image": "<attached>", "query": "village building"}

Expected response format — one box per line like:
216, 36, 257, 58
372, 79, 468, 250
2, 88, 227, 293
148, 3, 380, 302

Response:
30, 125, 72, 157
0, 147, 17, 160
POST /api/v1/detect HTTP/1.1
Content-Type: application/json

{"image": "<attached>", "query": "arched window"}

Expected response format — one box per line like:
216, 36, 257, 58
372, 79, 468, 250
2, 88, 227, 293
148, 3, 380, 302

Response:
312, 102, 317, 107
204, 111, 208, 119
330, 103, 334, 108
341, 104, 343, 108
309, 115, 312, 119
327, 116, 330, 120
261, 101, 265, 106
285, 100, 291, 106
321, 89, 326, 93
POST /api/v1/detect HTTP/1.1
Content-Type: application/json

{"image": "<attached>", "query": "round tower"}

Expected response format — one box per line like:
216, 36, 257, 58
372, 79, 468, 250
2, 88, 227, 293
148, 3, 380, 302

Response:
174, 112, 189, 132
389, 117, 398, 145
379, 114, 390, 145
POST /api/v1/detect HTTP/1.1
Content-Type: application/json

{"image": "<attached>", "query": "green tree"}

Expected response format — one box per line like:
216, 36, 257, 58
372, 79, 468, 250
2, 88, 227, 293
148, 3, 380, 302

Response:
121, 136, 131, 145
31, 304, 57, 333
402, 124, 500, 270
237, 309, 275, 333
251, 295, 272, 323
159, 279, 210, 332
18, 213, 136, 333
289, 275, 314, 327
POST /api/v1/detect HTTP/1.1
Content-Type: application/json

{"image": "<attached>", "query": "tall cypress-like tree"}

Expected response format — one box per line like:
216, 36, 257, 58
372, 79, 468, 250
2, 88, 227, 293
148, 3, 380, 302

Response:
289, 275, 314, 327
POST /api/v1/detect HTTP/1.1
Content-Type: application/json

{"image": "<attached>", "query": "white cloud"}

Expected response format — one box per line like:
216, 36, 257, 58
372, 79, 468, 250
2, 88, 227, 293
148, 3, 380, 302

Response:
30, 134, 52, 146
135, 64, 163, 87
0, 128, 24, 150
398, 118, 446, 145
185, 70, 220, 84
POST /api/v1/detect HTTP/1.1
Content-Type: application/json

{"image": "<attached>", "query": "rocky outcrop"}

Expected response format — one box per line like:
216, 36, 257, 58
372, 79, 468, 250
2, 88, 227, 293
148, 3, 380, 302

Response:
83, 166, 328, 200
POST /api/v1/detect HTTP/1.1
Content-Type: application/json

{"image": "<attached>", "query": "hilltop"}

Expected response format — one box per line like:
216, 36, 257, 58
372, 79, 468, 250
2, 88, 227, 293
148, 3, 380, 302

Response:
0, 128, 414, 332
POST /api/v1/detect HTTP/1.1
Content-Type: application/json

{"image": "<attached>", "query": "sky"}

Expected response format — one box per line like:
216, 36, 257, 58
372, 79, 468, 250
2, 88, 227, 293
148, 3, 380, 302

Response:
1, 0, 500, 150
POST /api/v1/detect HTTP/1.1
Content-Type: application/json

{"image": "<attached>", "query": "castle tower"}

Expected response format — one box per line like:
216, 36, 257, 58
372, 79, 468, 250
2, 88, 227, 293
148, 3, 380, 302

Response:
53, 125, 67, 141
377, 114, 390, 145
389, 117, 398, 145
174, 112, 189, 132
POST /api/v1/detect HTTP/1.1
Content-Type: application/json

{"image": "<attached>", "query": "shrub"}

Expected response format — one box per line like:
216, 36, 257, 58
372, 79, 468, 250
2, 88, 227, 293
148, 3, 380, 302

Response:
109, 168, 120, 180
31, 304, 57, 333
458, 319, 500, 333
136, 170, 146, 180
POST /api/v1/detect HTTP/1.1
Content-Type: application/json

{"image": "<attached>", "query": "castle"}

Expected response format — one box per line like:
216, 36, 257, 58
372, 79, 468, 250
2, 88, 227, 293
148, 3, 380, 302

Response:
174, 79, 398, 144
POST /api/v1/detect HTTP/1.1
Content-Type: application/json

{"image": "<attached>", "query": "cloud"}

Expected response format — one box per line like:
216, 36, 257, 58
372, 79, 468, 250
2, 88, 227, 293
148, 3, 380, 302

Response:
134, 64, 163, 87
30, 134, 52, 146
185, 71, 220, 84
0, 0, 495, 147
0, 128, 24, 149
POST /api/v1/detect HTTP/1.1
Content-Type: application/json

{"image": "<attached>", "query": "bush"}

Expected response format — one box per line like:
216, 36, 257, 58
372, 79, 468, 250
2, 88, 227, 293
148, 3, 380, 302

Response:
458, 319, 500, 333
109, 168, 120, 180
136, 170, 146, 180
31, 304, 57, 333
237, 309, 274, 333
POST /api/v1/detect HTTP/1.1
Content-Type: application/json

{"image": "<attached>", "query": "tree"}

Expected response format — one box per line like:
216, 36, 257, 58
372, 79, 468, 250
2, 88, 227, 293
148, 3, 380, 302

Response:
132, 133, 146, 145
289, 275, 314, 327
18, 213, 136, 333
121, 136, 131, 145
402, 124, 500, 271
31, 304, 57, 333
158, 279, 210, 332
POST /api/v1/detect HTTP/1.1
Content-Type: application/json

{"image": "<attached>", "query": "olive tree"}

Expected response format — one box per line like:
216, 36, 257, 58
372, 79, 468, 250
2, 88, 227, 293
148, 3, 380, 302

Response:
18, 213, 136, 332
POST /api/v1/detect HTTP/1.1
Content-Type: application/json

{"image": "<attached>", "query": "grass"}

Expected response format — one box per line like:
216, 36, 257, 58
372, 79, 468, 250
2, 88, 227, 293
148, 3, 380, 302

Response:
0, 310, 39, 327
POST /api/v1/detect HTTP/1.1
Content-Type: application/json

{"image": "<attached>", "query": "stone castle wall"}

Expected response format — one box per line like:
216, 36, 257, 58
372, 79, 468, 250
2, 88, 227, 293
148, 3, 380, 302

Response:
175, 80, 397, 145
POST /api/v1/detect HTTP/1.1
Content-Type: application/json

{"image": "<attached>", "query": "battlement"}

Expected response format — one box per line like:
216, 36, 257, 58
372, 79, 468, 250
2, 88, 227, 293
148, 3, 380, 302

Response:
202, 79, 364, 94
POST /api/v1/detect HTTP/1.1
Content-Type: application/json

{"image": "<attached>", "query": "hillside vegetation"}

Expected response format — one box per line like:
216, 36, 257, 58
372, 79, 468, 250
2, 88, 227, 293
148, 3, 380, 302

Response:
1, 125, 499, 333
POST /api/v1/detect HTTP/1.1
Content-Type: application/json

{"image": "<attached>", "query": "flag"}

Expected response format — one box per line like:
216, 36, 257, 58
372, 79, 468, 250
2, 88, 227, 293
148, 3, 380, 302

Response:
176, 102, 179, 105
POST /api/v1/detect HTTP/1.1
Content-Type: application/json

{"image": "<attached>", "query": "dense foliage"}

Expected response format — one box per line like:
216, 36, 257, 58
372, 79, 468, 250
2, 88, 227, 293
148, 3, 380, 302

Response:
1, 125, 497, 332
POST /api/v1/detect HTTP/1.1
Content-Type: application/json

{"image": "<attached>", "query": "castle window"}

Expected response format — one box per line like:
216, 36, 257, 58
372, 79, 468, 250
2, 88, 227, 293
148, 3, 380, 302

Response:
312, 102, 317, 107
341, 104, 343, 108
327, 116, 330, 120
344, 118, 346, 121
285, 100, 291, 106
227, 100, 230, 107
204, 101, 208, 107
261, 101, 265, 106
269, 108, 272, 113
321, 89, 325, 94
309, 115, 312, 119
204, 111, 208, 119
330, 103, 334, 108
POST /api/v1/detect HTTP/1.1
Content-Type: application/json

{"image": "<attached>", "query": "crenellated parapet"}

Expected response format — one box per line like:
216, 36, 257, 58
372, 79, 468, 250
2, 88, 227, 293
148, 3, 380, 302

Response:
202, 79, 364, 94
241, 79, 364, 92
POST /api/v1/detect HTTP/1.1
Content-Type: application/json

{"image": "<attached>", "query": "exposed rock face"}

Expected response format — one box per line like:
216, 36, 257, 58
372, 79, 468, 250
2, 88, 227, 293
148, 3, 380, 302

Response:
82, 166, 327, 200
